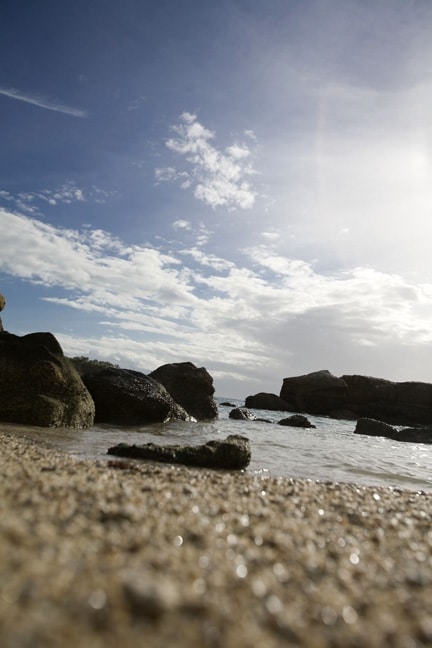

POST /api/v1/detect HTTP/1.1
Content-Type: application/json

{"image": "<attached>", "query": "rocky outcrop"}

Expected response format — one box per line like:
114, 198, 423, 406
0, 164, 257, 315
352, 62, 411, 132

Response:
245, 392, 293, 411
280, 370, 432, 426
355, 418, 432, 444
0, 331, 95, 427
150, 362, 218, 421
83, 367, 192, 425
280, 370, 348, 414
278, 414, 316, 428
107, 434, 251, 470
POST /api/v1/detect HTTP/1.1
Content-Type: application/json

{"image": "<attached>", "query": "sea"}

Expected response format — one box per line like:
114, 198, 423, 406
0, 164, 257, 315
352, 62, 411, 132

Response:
4, 397, 432, 493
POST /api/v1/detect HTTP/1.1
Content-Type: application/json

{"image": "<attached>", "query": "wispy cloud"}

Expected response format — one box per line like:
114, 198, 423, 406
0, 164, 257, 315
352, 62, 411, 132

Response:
0, 182, 114, 216
155, 112, 258, 210
0, 87, 87, 117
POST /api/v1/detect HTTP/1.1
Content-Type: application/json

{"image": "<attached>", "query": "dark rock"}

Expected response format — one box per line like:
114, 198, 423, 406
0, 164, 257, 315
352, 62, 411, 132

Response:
354, 418, 397, 438
83, 367, 191, 425
280, 370, 348, 414
245, 392, 293, 411
220, 402, 236, 407
150, 362, 217, 420
279, 370, 432, 426
278, 414, 316, 428
107, 434, 251, 470
355, 417, 432, 444
0, 293, 5, 333
0, 331, 95, 427
396, 427, 432, 444
229, 407, 257, 421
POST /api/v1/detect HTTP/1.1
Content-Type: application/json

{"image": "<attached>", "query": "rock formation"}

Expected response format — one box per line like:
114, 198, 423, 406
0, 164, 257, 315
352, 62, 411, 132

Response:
107, 434, 251, 470
82, 367, 192, 425
245, 392, 293, 411
0, 331, 95, 427
150, 362, 218, 420
280, 370, 432, 426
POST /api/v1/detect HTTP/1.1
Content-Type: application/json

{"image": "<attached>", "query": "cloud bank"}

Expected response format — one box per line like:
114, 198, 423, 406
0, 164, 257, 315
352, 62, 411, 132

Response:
2, 208, 432, 394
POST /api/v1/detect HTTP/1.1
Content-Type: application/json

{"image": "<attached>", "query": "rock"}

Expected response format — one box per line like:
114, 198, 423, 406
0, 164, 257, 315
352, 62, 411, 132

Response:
150, 362, 218, 420
280, 370, 348, 414
82, 367, 192, 425
220, 401, 236, 407
396, 427, 432, 444
107, 434, 251, 470
354, 418, 397, 438
229, 407, 257, 421
354, 417, 432, 444
278, 414, 316, 428
245, 392, 293, 411
0, 293, 5, 332
0, 331, 95, 427
279, 370, 432, 426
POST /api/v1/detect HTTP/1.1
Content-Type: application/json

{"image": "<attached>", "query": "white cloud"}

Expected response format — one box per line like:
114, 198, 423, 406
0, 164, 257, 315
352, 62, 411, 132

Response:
3, 209, 432, 394
157, 113, 258, 210
0, 87, 87, 117
172, 219, 192, 230
0, 182, 113, 216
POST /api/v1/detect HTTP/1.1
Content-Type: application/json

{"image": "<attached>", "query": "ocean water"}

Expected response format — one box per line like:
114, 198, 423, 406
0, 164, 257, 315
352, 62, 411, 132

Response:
3, 397, 432, 492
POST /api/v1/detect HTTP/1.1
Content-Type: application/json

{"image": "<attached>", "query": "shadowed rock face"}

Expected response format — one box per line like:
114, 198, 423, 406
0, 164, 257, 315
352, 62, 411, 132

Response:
83, 367, 192, 425
150, 362, 218, 421
0, 332, 95, 428
107, 434, 251, 470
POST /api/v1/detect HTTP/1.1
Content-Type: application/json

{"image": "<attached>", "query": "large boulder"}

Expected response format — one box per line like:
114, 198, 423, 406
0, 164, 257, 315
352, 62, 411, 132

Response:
0, 331, 95, 428
150, 362, 217, 420
245, 392, 293, 411
108, 434, 251, 470
280, 370, 348, 414
82, 367, 192, 425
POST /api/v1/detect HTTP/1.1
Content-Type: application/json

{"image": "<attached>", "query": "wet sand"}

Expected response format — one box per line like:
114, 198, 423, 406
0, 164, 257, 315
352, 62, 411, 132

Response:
1, 429, 432, 647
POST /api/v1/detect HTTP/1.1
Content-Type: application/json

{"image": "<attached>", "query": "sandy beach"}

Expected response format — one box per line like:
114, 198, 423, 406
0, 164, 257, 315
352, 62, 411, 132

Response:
1, 429, 432, 647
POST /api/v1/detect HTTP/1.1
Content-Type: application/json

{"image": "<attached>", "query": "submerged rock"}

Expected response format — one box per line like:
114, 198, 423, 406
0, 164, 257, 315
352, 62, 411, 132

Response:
355, 417, 432, 444
278, 414, 316, 428
229, 407, 257, 421
107, 434, 251, 470
0, 331, 95, 428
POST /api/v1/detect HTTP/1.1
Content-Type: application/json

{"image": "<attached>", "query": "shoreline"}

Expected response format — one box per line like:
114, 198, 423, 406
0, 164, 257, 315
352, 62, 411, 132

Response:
1, 430, 432, 646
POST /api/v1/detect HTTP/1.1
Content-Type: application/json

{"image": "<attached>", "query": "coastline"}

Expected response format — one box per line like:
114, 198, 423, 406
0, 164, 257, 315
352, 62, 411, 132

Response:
1, 430, 432, 647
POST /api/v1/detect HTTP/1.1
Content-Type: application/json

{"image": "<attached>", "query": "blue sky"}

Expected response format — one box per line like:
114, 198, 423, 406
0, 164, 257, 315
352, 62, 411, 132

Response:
1, 0, 432, 397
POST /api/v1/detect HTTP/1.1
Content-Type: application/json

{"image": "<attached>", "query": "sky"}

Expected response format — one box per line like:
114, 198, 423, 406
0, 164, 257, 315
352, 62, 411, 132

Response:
1, 0, 432, 398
